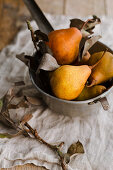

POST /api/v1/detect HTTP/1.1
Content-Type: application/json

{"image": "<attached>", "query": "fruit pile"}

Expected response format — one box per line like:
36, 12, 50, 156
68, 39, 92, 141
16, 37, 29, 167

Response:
44, 18, 113, 101
49, 51, 113, 101
17, 16, 113, 101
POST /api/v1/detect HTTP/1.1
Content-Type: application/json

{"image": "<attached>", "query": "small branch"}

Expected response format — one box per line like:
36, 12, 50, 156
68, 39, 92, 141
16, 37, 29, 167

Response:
24, 122, 67, 170
26, 20, 37, 50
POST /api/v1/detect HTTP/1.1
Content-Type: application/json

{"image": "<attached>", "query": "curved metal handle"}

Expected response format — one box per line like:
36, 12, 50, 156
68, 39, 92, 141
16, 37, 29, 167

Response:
23, 0, 54, 34
88, 97, 109, 111
98, 97, 109, 111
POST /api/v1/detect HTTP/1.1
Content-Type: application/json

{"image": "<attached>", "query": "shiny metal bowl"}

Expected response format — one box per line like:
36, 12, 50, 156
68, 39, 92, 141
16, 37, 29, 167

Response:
30, 41, 113, 116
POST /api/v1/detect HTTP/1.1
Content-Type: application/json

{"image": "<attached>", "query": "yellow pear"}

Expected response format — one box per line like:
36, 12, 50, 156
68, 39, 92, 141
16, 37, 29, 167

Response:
88, 51, 113, 86
76, 85, 106, 101
50, 65, 91, 100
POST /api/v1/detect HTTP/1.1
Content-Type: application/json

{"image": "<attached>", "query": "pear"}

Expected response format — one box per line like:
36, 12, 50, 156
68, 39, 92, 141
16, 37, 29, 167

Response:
76, 85, 106, 101
88, 51, 113, 86
47, 27, 82, 65
50, 65, 91, 100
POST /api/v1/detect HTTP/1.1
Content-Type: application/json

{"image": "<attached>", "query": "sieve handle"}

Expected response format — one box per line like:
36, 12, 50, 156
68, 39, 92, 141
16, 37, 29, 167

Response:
88, 97, 109, 111
23, 0, 54, 34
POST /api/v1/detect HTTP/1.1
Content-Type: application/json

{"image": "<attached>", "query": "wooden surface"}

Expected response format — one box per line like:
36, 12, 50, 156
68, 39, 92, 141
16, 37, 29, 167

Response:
0, 0, 113, 169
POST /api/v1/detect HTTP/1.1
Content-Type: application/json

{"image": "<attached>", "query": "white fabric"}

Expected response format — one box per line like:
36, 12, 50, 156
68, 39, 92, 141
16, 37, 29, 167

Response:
0, 14, 113, 170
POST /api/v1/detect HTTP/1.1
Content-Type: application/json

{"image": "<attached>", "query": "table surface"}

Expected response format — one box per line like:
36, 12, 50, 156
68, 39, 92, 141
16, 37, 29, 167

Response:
1, 0, 113, 169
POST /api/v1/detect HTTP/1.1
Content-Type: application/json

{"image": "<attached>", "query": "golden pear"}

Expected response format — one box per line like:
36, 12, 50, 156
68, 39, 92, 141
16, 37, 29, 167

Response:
50, 65, 91, 100
76, 85, 106, 101
88, 51, 113, 86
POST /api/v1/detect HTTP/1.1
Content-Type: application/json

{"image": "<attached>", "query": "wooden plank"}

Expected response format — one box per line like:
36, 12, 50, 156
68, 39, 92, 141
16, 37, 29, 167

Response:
1, 164, 47, 170
0, 0, 20, 51
105, 0, 113, 17
65, 0, 106, 17
0, 0, 30, 51
35, 0, 64, 15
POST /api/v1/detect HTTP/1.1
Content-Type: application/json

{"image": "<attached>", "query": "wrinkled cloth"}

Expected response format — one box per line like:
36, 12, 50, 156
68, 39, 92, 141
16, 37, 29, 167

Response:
0, 14, 113, 170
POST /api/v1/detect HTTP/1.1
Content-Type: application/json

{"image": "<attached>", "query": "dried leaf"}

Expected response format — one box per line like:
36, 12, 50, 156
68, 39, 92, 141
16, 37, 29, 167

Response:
70, 18, 84, 30
70, 16, 101, 38
82, 15, 101, 32
78, 37, 88, 61
0, 133, 13, 138
21, 113, 33, 124
38, 53, 60, 72
67, 141, 84, 156
82, 35, 101, 58
34, 30, 49, 42
81, 29, 90, 38
25, 51, 43, 72
1, 89, 14, 113
14, 81, 25, 86
16, 98, 29, 108
16, 53, 30, 67
8, 98, 29, 109
26, 96, 42, 106
81, 16, 101, 37
38, 41, 49, 54
0, 99, 3, 110
26, 21, 50, 56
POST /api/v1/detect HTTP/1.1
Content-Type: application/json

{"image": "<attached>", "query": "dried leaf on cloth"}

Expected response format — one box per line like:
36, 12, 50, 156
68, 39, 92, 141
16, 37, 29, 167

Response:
67, 141, 84, 156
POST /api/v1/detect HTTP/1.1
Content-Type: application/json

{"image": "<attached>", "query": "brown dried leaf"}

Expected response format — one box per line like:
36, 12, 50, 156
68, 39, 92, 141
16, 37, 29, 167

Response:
17, 98, 29, 108
14, 81, 25, 86
21, 113, 33, 124
70, 16, 101, 38
38, 41, 49, 54
37, 53, 60, 72
67, 141, 84, 156
70, 18, 84, 30
1, 89, 14, 113
0, 99, 3, 110
16, 53, 30, 67
78, 37, 88, 61
8, 98, 29, 110
26, 96, 42, 106
81, 29, 90, 38
82, 15, 101, 32
82, 35, 101, 58
34, 30, 49, 42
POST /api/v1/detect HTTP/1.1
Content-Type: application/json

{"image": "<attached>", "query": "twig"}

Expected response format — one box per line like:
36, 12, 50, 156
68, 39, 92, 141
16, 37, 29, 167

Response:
26, 20, 37, 50
24, 122, 67, 170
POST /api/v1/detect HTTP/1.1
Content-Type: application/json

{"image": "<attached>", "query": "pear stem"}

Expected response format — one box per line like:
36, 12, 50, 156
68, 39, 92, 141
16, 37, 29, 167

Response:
88, 50, 107, 70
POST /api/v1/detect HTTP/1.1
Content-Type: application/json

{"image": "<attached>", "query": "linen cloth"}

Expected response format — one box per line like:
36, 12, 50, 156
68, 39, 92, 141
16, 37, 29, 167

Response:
0, 14, 113, 170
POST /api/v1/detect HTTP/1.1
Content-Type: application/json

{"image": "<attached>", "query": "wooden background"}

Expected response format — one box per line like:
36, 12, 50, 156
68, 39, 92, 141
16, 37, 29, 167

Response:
0, 0, 113, 169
